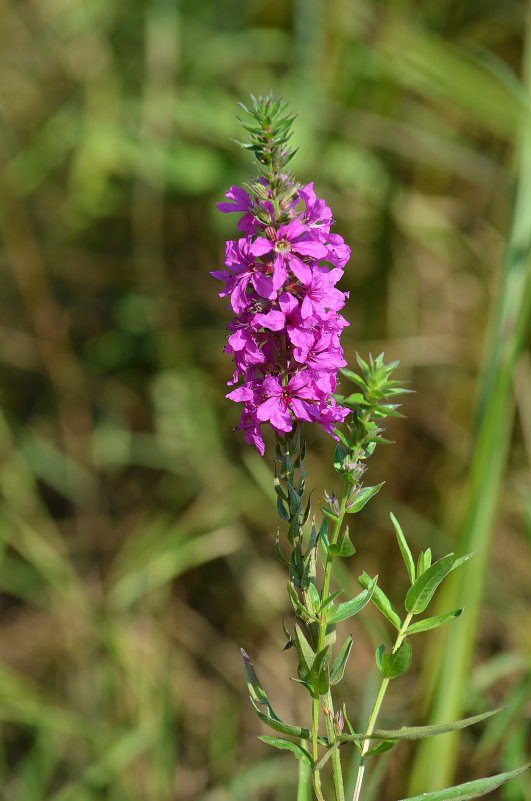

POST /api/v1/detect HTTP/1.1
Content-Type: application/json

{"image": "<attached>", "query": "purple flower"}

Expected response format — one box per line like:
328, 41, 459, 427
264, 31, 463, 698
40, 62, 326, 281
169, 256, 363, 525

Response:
298, 182, 333, 232
217, 186, 257, 235
256, 373, 316, 433
215, 180, 351, 452
251, 220, 328, 288
211, 237, 276, 314
300, 266, 348, 319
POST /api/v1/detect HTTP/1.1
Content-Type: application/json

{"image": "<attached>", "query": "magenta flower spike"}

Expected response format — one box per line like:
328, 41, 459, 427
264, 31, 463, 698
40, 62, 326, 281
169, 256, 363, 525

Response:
213, 95, 350, 453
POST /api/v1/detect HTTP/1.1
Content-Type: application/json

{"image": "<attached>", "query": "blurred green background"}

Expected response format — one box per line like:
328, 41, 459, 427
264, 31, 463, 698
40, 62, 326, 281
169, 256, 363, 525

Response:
0, 1, 530, 799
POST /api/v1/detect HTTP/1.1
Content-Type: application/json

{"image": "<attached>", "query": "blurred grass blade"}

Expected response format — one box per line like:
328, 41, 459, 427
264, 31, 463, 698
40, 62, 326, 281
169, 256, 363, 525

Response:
297, 753, 312, 801
409, 4, 531, 792
48, 728, 155, 801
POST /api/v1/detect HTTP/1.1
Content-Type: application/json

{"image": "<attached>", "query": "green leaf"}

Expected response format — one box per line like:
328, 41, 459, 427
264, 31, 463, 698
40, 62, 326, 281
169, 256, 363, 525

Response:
339, 707, 506, 742
286, 481, 302, 518
311, 646, 331, 696
277, 497, 289, 520
288, 582, 317, 623
328, 578, 377, 624
294, 625, 315, 682
275, 535, 290, 566
365, 740, 396, 757
451, 550, 476, 571
329, 527, 356, 557
339, 367, 367, 389
347, 483, 384, 513
308, 582, 321, 614
343, 392, 366, 406
394, 763, 530, 801
390, 513, 415, 585
358, 571, 402, 630
417, 548, 432, 577
258, 736, 313, 766
331, 427, 351, 448
321, 506, 339, 522
330, 635, 353, 685
318, 517, 329, 555
406, 609, 463, 635
241, 649, 311, 739
342, 704, 361, 751
405, 554, 456, 614
322, 589, 344, 610
333, 444, 344, 470
375, 639, 412, 678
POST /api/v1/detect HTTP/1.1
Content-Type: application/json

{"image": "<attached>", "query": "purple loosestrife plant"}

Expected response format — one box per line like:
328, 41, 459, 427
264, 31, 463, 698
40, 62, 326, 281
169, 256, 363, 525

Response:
214, 94, 530, 801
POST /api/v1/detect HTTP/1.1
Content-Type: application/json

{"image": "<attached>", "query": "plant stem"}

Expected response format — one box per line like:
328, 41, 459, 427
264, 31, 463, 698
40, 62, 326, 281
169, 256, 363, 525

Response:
312, 696, 326, 800
351, 611, 414, 801
311, 479, 350, 800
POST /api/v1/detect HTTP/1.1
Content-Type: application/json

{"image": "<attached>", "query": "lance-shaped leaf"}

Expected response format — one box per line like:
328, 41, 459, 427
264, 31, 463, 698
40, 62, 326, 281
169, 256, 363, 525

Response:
406, 608, 463, 635
338, 707, 505, 742
308, 582, 321, 615
258, 736, 313, 766
365, 740, 396, 757
294, 625, 315, 682
329, 526, 356, 557
330, 635, 353, 685
451, 550, 476, 571
390, 512, 415, 585
376, 640, 412, 679
288, 582, 317, 623
311, 645, 331, 696
416, 548, 432, 577
322, 589, 344, 610
241, 649, 311, 739
393, 763, 530, 801
321, 505, 339, 523
347, 483, 384, 514
328, 577, 377, 624
358, 571, 402, 630
300, 536, 317, 590
275, 533, 290, 566
277, 497, 289, 520
405, 554, 456, 614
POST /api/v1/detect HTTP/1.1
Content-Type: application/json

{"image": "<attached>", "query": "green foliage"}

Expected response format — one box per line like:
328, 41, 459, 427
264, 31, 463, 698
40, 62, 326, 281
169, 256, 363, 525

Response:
327, 580, 377, 624
339, 708, 505, 743
375, 640, 412, 679
330, 636, 353, 686
395, 764, 531, 801
405, 554, 457, 614
241, 649, 312, 741
259, 737, 313, 766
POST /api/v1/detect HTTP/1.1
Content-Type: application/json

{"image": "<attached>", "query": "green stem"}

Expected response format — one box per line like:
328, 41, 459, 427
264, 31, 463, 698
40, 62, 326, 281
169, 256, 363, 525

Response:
351, 611, 414, 801
311, 479, 350, 800
324, 689, 345, 801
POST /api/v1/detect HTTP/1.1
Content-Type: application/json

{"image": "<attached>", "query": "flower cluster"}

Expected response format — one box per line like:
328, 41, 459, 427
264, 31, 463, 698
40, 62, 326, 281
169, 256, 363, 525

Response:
213, 181, 351, 454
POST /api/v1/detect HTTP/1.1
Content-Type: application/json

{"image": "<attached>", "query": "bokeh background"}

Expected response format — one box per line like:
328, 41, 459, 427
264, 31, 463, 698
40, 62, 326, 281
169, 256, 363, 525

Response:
0, 1, 530, 799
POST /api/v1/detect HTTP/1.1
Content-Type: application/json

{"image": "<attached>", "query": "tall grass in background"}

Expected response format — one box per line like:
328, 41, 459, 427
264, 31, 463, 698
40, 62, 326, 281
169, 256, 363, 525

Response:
0, 1, 529, 800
